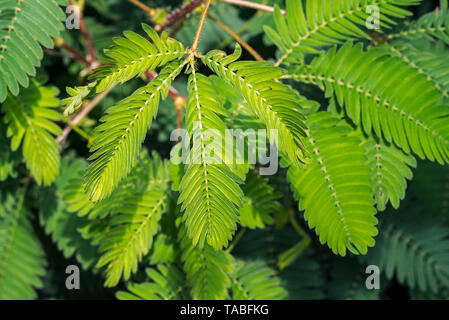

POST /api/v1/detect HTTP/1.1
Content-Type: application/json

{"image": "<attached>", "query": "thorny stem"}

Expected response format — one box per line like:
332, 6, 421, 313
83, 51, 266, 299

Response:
221, 0, 285, 14
156, 0, 204, 32
191, 0, 212, 54
208, 14, 264, 62
128, 0, 155, 16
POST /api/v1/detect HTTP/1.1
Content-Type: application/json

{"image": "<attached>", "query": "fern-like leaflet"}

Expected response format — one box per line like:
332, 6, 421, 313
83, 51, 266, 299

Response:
66, 151, 170, 286
178, 66, 244, 250
297, 42, 449, 164
0, 189, 46, 299
231, 260, 287, 300
378, 39, 449, 98
116, 265, 188, 300
84, 60, 186, 201
92, 24, 185, 93
288, 112, 377, 256
0, 0, 66, 101
358, 133, 417, 211
2, 80, 61, 186
179, 226, 234, 300
264, 0, 419, 66
386, 0, 449, 44
202, 44, 308, 167
364, 204, 449, 293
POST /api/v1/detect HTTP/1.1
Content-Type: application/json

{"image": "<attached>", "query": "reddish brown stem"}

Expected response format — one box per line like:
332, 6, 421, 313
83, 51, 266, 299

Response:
61, 42, 91, 67
68, 0, 97, 63
156, 0, 204, 32
176, 107, 183, 130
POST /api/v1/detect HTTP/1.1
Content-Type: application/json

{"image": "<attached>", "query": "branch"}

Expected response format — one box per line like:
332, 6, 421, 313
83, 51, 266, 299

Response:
128, 0, 155, 16
191, 0, 212, 53
58, 2, 188, 143
54, 38, 91, 67
208, 14, 264, 61
221, 0, 285, 14
226, 228, 247, 253
68, 0, 97, 63
155, 0, 204, 32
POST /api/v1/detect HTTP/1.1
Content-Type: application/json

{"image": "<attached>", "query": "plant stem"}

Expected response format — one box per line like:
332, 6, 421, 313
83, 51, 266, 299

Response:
289, 209, 310, 244
221, 0, 285, 14
191, 0, 212, 53
68, 0, 97, 63
156, 0, 204, 32
128, 0, 155, 16
208, 14, 264, 61
226, 228, 247, 253
69, 123, 93, 145
56, 39, 91, 67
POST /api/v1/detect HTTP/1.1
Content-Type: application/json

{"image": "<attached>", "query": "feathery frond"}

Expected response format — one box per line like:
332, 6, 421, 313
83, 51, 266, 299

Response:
0, 189, 46, 299
231, 260, 287, 300
96, 152, 170, 287
178, 68, 244, 250
359, 133, 417, 211
387, 0, 449, 44
288, 112, 377, 256
233, 227, 325, 299
116, 265, 188, 300
84, 60, 185, 202
202, 45, 308, 166
264, 0, 419, 66
365, 204, 449, 293
179, 227, 234, 300
301, 42, 449, 164
92, 24, 185, 93
2, 80, 61, 185
0, 0, 66, 102
65, 151, 172, 285
378, 39, 449, 98
239, 172, 282, 229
